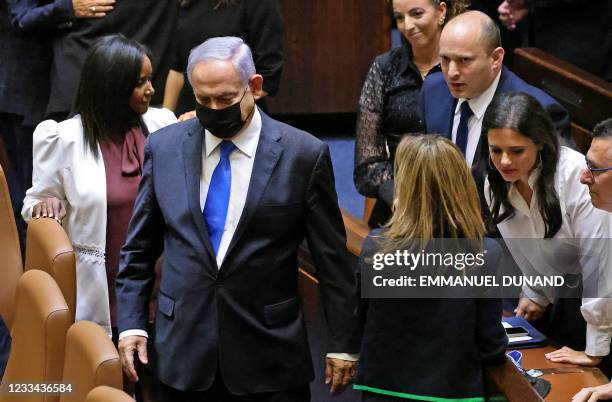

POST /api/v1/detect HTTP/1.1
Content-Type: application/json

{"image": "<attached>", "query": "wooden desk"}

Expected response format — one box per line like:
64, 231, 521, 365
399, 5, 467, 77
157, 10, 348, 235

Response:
519, 346, 608, 402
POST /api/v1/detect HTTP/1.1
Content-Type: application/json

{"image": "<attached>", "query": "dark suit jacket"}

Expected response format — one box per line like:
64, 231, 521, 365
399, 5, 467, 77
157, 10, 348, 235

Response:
420, 66, 572, 166
1, 0, 69, 125
116, 112, 360, 393
46, 0, 178, 118
355, 231, 507, 400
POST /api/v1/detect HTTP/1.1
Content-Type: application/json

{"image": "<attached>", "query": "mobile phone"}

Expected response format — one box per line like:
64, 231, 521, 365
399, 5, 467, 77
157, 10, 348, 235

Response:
505, 326, 529, 338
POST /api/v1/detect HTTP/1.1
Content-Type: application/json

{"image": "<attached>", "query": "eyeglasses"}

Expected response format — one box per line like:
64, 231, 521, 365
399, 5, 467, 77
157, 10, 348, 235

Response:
585, 157, 612, 181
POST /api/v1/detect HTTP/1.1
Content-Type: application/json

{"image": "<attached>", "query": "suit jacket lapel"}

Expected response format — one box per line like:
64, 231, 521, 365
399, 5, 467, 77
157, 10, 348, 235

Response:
182, 124, 217, 265
221, 114, 283, 271
445, 97, 458, 139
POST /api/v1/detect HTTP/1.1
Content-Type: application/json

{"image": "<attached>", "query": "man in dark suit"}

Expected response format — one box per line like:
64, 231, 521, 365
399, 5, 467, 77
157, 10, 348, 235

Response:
420, 11, 571, 323
116, 37, 359, 401
420, 10, 571, 169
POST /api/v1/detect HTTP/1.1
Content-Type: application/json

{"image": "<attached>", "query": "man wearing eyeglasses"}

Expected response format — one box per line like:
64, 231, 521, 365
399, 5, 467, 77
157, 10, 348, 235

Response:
581, 119, 612, 213
571, 118, 612, 402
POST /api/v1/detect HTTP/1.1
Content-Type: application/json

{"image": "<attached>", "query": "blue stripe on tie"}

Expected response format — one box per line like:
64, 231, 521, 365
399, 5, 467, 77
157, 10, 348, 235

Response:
203, 141, 236, 255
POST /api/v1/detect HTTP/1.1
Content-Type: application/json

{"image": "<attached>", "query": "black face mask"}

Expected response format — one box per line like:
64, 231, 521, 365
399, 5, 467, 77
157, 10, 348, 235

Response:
196, 89, 251, 139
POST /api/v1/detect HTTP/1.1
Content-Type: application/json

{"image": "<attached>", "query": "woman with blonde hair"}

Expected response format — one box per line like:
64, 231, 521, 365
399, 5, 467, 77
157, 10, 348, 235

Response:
354, 135, 507, 401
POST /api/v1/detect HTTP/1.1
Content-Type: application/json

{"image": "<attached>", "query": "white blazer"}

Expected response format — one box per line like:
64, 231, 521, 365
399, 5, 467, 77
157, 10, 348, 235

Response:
22, 107, 177, 334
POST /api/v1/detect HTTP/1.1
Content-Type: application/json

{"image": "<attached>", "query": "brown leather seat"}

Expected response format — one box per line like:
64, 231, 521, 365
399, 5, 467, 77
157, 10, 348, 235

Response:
25, 218, 76, 321
85, 386, 134, 402
0, 270, 72, 402
59, 321, 122, 402
0, 165, 23, 328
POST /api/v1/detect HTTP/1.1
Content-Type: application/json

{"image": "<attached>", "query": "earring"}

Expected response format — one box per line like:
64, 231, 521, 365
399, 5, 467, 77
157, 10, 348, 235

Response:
537, 151, 543, 168
439, 16, 446, 25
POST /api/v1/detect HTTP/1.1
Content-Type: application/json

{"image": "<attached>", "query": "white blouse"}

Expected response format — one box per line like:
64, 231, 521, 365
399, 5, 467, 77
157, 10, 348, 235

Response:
485, 146, 612, 356
22, 108, 177, 334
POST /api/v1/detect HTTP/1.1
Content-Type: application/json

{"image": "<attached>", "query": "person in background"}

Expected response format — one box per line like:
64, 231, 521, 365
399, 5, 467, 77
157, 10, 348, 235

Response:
354, 134, 507, 401
45, 0, 177, 121
21, 35, 176, 395
162, 0, 282, 120
2, 0, 115, 250
481, 92, 612, 376
1, 0, 114, 381
568, 118, 612, 402
497, 0, 612, 82
354, 0, 471, 228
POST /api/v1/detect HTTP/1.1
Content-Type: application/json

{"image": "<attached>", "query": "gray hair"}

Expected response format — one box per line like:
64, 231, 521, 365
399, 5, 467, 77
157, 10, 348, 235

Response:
593, 118, 612, 139
186, 36, 256, 87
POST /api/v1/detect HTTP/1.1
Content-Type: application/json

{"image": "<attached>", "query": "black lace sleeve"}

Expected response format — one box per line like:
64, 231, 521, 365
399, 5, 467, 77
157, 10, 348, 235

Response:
354, 59, 393, 201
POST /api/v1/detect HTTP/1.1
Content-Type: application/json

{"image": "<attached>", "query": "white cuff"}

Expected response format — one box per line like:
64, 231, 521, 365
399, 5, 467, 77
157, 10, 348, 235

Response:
521, 286, 551, 307
326, 353, 359, 362
119, 329, 149, 340
585, 323, 612, 357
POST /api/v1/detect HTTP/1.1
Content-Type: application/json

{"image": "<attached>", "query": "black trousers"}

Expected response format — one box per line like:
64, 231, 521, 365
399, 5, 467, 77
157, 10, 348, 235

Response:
159, 372, 310, 402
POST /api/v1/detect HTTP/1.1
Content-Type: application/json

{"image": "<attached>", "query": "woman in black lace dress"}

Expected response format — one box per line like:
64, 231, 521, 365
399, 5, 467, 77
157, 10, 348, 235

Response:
354, 0, 467, 227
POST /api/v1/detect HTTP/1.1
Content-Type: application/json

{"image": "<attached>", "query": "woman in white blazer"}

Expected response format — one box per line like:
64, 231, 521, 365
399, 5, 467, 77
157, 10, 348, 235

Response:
22, 35, 176, 337
481, 92, 611, 373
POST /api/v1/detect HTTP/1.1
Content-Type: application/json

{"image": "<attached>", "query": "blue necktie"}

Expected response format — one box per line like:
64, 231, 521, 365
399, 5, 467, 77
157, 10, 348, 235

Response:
203, 141, 236, 255
456, 101, 473, 156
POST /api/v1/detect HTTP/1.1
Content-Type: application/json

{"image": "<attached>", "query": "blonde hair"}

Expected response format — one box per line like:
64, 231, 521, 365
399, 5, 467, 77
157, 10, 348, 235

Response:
385, 135, 484, 248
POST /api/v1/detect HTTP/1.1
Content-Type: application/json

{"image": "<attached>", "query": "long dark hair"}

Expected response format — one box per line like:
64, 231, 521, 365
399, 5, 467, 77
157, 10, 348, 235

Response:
480, 92, 561, 238
74, 34, 151, 158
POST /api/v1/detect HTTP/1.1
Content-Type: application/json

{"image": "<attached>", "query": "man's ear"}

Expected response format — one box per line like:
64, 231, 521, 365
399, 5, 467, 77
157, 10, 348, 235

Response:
491, 47, 505, 70
249, 74, 264, 93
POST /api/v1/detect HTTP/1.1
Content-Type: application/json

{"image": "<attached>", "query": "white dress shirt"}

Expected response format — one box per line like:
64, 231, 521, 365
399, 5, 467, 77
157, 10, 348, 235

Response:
485, 146, 612, 356
452, 71, 501, 166
200, 109, 261, 268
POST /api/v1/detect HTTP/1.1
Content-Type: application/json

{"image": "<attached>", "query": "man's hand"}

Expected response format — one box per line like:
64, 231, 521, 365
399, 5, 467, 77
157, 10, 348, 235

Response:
325, 357, 356, 395
178, 110, 196, 122
498, 0, 528, 30
572, 382, 612, 402
514, 293, 546, 322
118, 335, 148, 382
72, 0, 115, 19
545, 346, 603, 366
32, 197, 66, 224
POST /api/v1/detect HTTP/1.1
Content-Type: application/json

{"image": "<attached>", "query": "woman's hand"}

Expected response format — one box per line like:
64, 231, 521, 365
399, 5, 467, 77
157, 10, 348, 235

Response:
32, 197, 66, 224
573, 381, 612, 402
72, 0, 115, 19
545, 346, 603, 366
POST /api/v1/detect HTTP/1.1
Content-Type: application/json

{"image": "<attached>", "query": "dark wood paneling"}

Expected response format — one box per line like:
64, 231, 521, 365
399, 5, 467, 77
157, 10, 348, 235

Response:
268, 0, 391, 114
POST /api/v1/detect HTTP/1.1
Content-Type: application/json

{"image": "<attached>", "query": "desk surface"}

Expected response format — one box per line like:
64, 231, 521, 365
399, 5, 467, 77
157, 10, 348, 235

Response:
518, 346, 609, 402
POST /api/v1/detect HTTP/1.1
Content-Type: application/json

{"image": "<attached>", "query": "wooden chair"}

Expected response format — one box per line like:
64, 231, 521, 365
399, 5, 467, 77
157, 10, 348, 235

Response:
25, 218, 76, 321
59, 321, 122, 402
0, 165, 23, 328
86, 386, 134, 402
0, 270, 72, 402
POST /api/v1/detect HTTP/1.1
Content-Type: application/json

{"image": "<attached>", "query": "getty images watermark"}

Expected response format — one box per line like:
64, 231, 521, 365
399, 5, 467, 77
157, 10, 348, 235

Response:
359, 238, 611, 299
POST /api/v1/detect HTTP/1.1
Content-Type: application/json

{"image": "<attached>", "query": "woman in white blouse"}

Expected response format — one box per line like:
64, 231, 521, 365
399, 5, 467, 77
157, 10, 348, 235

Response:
481, 92, 611, 368
22, 35, 176, 337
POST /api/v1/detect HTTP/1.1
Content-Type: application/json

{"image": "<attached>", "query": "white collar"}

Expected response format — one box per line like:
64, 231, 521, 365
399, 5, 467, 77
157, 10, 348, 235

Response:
204, 107, 261, 158
454, 70, 502, 120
